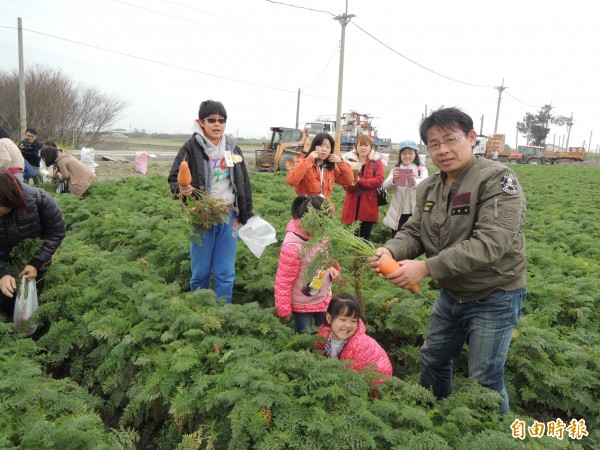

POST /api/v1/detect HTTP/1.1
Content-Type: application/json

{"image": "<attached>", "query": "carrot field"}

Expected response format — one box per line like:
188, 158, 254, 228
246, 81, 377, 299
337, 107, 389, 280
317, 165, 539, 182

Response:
1, 164, 598, 449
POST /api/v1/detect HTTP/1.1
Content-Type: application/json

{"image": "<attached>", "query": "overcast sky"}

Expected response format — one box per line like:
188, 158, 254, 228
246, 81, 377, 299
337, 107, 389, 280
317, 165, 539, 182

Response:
2, 0, 599, 150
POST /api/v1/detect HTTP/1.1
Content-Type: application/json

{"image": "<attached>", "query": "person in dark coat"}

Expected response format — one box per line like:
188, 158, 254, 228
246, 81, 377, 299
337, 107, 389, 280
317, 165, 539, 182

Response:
167, 100, 253, 303
0, 171, 65, 318
18, 127, 43, 186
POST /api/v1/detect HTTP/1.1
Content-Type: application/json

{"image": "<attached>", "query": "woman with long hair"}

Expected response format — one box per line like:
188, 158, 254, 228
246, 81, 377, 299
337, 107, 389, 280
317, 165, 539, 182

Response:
40, 145, 95, 196
0, 171, 65, 318
340, 135, 384, 240
285, 132, 353, 208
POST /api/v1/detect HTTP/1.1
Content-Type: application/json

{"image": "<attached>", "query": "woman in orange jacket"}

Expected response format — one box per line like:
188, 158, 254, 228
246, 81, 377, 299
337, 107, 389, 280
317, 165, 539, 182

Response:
285, 133, 353, 208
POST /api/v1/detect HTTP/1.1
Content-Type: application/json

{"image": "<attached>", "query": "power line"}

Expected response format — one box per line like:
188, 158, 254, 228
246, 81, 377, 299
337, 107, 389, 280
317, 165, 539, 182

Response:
350, 22, 496, 89
302, 43, 339, 93
504, 90, 541, 109
158, 0, 245, 23
110, 0, 232, 32
0, 26, 331, 99
265, 0, 335, 16
263, 1, 558, 110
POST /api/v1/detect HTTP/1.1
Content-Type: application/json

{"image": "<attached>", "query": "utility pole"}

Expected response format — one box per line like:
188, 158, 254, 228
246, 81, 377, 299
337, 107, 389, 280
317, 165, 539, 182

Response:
544, 101, 552, 145
18, 18, 27, 136
480, 115, 484, 135
564, 113, 573, 151
493, 80, 507, 134
515, 122, 519, 150
333, 0, 355, 155
588, 131, 592, 152
420, 105, 427, 146
295, 88, 300, 129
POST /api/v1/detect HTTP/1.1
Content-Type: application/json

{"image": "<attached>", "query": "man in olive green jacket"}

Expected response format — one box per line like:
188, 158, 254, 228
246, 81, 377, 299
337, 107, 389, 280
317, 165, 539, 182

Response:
368, 107, 527, 413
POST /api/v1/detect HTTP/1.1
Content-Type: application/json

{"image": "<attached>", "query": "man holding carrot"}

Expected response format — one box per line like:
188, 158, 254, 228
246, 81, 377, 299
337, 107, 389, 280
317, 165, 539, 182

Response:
168, 100, 253, 303
368, 107, 527, 413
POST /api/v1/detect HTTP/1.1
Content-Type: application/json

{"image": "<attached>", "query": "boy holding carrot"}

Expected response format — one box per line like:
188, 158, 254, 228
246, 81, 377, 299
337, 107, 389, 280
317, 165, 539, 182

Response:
168, 100, 253, 303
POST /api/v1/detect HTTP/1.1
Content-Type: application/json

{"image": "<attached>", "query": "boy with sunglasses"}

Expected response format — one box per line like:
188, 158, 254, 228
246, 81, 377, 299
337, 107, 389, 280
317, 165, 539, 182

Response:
368, 107, 527, 413
168, 100, 253, 303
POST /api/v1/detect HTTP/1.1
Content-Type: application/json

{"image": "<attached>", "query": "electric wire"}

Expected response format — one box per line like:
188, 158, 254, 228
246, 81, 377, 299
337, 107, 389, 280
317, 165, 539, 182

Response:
264, 1, 558, 113
350, 22, 496, 89
158, 0, 244, 23
265, 0, 335, 17
110, 0, 232, 32
302, 43, 339, 93
0, 25, 332, 100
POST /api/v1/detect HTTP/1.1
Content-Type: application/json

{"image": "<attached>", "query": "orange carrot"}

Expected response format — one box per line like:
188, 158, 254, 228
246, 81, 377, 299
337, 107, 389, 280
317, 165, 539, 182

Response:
178, 160, 192, 186
377, 253, 401, 276
378, 254, 420, 293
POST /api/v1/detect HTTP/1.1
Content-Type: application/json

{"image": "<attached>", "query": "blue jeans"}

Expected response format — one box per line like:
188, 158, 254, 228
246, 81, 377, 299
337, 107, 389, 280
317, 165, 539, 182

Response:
190, 210, 239, 303
292, 311, 326, 334
420, 288, 526, 413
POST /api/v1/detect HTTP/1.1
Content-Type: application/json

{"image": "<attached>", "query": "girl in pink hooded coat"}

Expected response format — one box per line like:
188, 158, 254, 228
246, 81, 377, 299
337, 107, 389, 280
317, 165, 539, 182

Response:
315, 293, 392, 377
274, 195, 340, 333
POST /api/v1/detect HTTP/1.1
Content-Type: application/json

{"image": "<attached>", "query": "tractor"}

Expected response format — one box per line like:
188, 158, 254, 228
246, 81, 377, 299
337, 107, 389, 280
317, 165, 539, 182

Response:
509, 145, 552, 165
255, 127, 311, 172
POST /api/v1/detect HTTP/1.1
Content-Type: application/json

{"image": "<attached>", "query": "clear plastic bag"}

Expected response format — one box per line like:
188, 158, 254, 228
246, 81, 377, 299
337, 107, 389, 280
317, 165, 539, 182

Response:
238, 215, 277, 258
13, 277, 39, 335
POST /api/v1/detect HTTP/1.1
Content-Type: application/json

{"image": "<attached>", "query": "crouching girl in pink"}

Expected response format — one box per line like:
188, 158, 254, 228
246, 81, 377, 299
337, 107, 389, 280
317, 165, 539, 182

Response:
315, 293, 392, 377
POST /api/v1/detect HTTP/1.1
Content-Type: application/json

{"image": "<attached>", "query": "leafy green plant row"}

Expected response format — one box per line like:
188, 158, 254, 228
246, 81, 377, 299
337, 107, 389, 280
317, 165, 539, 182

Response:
0, 165, 597, 449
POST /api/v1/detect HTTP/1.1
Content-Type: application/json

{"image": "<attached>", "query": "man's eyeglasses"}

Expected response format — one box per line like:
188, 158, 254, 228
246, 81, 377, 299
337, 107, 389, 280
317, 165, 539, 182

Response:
426, 132, 467, 152
203, 118, 226, 124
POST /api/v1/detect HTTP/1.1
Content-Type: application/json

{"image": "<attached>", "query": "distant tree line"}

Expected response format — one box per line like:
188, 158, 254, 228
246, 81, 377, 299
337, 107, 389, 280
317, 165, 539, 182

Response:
0, 64, 127, 148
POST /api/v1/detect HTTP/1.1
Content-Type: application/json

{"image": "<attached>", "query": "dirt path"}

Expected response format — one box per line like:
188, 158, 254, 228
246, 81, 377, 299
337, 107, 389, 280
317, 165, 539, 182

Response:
92, 160, 173, 182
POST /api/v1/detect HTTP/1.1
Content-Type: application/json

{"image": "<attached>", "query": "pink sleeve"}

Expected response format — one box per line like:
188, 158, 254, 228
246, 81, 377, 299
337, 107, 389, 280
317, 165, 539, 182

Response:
344, 335, 393, 377
274, 243, 301, 319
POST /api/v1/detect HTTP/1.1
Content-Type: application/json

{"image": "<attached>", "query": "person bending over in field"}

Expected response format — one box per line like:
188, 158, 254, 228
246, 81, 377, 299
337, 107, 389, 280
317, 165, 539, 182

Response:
0, 171, 65, 319
40, 145, 95, 196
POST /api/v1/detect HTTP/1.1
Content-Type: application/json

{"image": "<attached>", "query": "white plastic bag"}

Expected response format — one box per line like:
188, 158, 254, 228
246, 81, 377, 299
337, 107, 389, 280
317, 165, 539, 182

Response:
238, 215, 277, 258
80, 147, 99, 173
13, 277, 39, 335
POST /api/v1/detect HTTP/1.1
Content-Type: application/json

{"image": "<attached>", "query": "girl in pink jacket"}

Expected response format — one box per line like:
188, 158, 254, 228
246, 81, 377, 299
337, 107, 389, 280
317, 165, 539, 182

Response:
274, 195, 340, 333
315, 293, 392, 377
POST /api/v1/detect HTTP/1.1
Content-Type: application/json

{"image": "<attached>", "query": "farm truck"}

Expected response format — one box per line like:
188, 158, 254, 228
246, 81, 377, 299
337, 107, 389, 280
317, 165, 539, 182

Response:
472, 134, 488, 156
255, 111, 393, 172
542, 147, 586, 164
508, 145, 586, 165
303, 111, 392, 152
483, 134, 513, 162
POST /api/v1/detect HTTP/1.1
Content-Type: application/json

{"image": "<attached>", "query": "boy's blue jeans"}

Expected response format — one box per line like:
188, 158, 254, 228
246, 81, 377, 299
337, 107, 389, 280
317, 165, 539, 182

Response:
420, 287, 526, 413
190, 211, 239, 303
